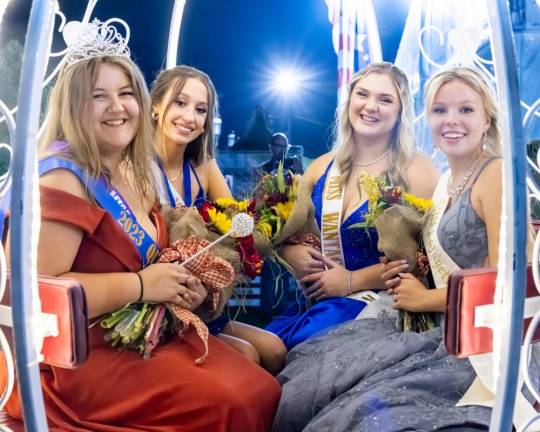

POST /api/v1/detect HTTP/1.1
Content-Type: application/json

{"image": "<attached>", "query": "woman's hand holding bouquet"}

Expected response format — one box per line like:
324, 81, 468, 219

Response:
351, 173, 436, 332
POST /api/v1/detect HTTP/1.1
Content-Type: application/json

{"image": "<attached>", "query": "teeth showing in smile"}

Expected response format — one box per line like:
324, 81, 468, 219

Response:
442, 132, 465, 139
174, 124, 193, 134
104, 119, 126, 126
360, 114, 378, 123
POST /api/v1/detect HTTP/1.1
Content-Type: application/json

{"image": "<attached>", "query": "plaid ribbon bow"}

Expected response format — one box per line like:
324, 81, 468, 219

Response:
159, 235, 235, 363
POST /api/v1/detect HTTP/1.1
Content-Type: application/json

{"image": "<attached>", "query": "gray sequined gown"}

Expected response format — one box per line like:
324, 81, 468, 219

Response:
272, 159, 540, 432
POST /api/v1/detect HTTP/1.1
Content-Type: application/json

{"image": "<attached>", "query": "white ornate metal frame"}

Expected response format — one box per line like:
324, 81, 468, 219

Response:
1, 0, 538, 430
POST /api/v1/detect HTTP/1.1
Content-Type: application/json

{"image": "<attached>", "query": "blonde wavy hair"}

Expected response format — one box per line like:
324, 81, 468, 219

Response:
333, 62, 415, 187
150, 65, 219, 166
40, 55, 155, 201
424, 66, 501, 157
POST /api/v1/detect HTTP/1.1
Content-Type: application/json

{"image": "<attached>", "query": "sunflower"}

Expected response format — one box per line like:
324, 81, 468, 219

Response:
215, 197, 250, 212
274, 201, 294, 221
206, 207, 232, 234
257, 220, 274, 240
403, 193, 432, 213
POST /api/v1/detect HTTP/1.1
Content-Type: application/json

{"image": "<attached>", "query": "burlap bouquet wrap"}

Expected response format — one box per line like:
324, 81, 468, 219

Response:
374, 204, 423, 274
161, 205, 273, 322
373, 204, 435, 332
272, 178, 320, 245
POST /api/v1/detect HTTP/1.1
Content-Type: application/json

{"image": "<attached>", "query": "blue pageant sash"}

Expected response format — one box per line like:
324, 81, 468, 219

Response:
39, 156, 160, 267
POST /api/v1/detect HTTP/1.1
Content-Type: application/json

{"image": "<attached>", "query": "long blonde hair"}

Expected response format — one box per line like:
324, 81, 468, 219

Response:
424, 66, 501, 158
150, 65, 219, 166
333, 62, 415, 187
40, 55, 155, 200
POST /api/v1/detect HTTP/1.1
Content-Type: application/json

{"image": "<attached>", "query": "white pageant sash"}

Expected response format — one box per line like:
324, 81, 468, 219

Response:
320, 160, 379, 303
320, 161, 346, 266
423, 170, 461, 288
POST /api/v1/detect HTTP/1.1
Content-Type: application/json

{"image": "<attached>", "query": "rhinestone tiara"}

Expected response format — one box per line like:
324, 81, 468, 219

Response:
64, 18, 131, 67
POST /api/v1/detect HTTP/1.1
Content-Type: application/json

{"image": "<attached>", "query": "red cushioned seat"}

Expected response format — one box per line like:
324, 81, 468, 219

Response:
0, 409, 24, 431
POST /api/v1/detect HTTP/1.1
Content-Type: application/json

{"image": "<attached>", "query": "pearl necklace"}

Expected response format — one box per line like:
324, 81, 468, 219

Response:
447, 155, 483, 202
353, 149, 390, 167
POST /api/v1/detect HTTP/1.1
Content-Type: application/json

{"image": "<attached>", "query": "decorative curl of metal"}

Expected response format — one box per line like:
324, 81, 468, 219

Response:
0, 101, 14, 413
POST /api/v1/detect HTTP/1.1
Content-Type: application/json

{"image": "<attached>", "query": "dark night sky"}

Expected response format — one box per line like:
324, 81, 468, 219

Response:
2, 0, 410, 157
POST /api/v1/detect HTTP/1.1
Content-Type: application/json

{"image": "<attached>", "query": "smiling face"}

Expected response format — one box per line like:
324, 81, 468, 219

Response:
347, 72, 401, 143
91, 63, 140, 156
428, 79, 490, 160
154, 77, 209, 149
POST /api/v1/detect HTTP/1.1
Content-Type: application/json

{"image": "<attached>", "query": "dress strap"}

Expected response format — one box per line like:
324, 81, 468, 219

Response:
471, 156, 501, 186
182, 159, 192, 206
182, 160, 206, 206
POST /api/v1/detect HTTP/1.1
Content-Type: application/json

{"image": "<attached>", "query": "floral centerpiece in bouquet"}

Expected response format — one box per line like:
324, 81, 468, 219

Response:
251, 162, 299, 244
351, 173, 435, 332
198, 198, 264, 278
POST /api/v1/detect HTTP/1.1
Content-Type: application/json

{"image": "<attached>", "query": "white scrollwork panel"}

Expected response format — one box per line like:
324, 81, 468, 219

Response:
0, 100, 14, 413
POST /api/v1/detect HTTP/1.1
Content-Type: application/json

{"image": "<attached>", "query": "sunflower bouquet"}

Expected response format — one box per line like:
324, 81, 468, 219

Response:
251, 162, 299, 244
198, 197, 264, 278
351, 173, 435, 332
100, 235, 235, 362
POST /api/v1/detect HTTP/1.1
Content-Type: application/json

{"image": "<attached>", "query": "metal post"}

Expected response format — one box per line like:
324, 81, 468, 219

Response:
166, 0, 186, 69
487, 0, 528, 430
10, 0, 56, 429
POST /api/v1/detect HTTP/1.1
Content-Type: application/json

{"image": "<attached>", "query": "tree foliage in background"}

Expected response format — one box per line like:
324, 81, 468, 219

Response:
0, 39, 23, 175
0, 39, 55, 177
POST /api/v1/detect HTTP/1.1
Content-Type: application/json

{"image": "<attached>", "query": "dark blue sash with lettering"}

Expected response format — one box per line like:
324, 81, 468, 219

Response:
39, 156, 160, 267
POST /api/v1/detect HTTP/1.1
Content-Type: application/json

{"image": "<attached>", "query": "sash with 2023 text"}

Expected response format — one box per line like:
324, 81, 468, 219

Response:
39, 155, 160, 267
320, 160, 379, 303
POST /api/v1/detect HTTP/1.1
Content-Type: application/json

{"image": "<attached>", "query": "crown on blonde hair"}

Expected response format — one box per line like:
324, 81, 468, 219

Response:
64, 18, 131, 66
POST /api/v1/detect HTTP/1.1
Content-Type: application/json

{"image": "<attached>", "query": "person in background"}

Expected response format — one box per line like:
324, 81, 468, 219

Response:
253, 132, 304, 179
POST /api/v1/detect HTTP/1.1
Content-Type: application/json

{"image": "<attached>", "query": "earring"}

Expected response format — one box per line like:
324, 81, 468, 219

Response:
151, 111, 159, 121
481, 132, 488, 151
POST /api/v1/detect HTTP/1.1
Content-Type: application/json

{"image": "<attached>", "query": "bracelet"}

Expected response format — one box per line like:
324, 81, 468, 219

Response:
135, 272, 144, 302
347, 271, 353, 295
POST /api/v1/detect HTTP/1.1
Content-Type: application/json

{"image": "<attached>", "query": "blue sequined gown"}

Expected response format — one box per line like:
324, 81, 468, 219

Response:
266, 160, 382, 350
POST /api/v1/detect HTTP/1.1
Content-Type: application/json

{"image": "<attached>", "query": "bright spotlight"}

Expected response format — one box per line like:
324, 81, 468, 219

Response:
269, 67, 308, 99
273, 69, 301, 96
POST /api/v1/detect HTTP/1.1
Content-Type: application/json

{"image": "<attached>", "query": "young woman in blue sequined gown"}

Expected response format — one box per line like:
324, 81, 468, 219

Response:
266, 63, 439, 350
